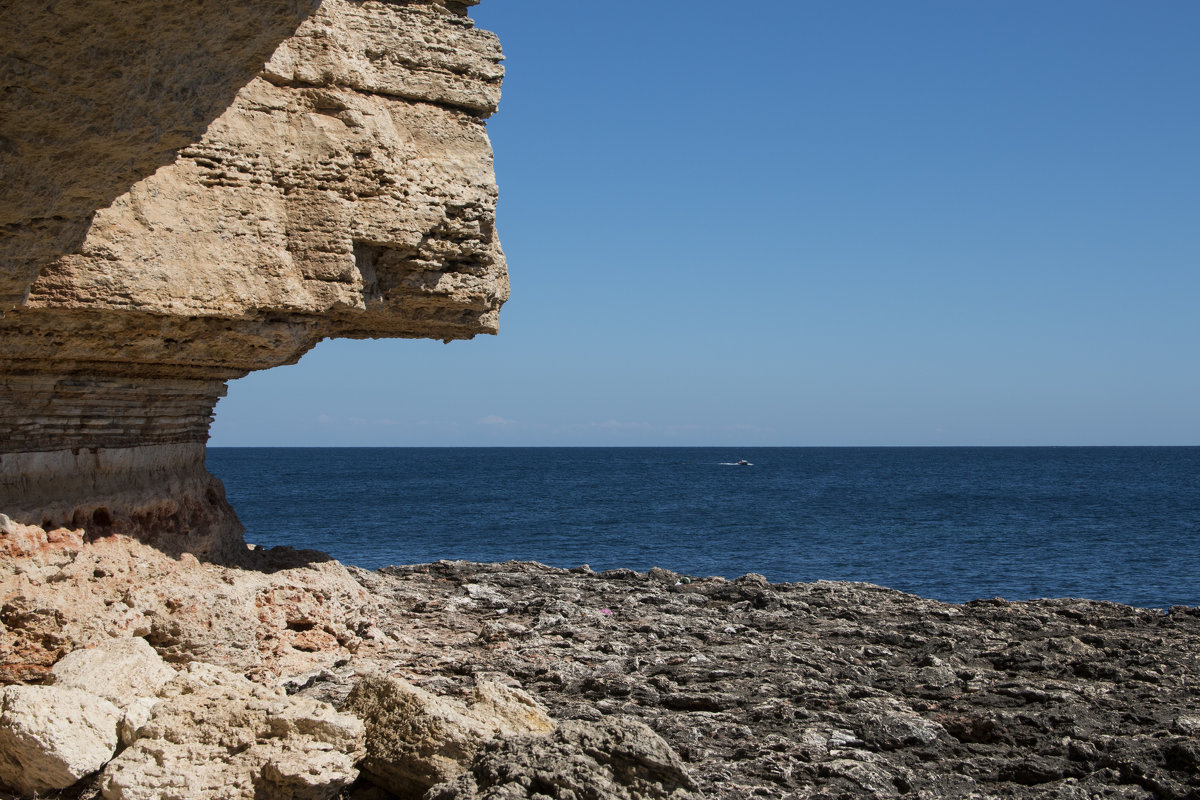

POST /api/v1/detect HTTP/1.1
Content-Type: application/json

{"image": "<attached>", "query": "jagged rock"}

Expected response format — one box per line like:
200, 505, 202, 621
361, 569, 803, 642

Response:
426, 717, 701, 800
858, 710, 945, 750
346, 561, 1200, 800
100, 662, 364, 800
344, 673, 555, 796
0, 685, 121, 796
468, 676, 562, 735
1, 0, 507, 557
47, 636, 176, 708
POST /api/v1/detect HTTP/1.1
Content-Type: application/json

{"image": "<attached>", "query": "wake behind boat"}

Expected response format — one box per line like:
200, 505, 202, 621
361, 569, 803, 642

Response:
719, 459, 753, 466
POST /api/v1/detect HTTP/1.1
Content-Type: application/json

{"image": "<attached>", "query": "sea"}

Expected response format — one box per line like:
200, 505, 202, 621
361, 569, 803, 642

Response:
206, 447, 1200, 609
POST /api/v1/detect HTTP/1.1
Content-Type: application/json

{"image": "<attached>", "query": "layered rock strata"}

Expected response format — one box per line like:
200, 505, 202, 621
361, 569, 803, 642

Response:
1, 0, 507, 556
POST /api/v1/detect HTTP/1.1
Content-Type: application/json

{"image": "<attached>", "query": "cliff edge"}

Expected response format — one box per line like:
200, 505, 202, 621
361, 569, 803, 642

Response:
0, 0, 508, 558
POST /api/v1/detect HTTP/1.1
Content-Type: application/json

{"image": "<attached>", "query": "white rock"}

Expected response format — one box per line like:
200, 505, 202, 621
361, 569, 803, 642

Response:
257, 743, 363, 800
0, 685, 120, 795
101, 662, 363, 800
470, 679, 559, 737
101, 741, 255, 800
861, 712, 944, 750
48, 637, 175, 708
118, 697, 158, 747
465, 583, 508, 607
157, 661, 257, 699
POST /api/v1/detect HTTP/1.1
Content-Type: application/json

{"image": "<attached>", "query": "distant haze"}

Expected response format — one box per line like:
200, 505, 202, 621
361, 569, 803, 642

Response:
211, 0, 1200, 447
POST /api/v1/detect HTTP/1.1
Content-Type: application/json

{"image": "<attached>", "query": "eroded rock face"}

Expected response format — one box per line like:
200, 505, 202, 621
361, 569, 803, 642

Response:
0, 0, 507, 556
0, 0, 325, 309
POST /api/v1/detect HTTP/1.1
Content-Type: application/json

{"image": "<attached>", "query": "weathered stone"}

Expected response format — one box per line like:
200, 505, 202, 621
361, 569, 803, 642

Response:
859, 710, 945, 750
0, 535, 381, 686
344, 673, 555, 796
47, 636, 176, 708
4, 557, 1196, 800
101, 662, 364, 800
1174, 714, 1200, 735
1, 0, 507, 557
258, 745, 364, 800
426, 717, 701, 800
117, 697, 159, 748
0, 0, 325, 309
0, 685, 121, 796
343, 560, 1200, 800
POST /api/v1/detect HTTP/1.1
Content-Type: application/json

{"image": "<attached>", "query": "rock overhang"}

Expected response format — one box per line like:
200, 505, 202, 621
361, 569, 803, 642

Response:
0, 0, 508, 556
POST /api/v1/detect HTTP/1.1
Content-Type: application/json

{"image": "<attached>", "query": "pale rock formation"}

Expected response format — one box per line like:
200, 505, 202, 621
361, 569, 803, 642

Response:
344, 673, 556, 796
0, 0, 325, 308
100, 661, 365, 800
0, 533, 379, 684
46, 636, 176, 708
1, 0, 507, 557
0, 685, 121, 795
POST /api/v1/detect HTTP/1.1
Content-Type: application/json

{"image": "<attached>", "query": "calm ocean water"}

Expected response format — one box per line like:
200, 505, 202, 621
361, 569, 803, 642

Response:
206, 447, 1200, 609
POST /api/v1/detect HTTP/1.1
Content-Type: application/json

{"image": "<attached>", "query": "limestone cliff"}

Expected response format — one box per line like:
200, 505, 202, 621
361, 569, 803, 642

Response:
0, 0, 508, 557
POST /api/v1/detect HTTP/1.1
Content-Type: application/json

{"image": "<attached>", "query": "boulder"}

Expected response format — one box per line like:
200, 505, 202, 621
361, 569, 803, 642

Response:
344, 674, 556, 796
100, 662, 364, 800
117, 697, 159, 748
427, 717, 701, 800
47, 636, 176, 708
0, 684, 121, 796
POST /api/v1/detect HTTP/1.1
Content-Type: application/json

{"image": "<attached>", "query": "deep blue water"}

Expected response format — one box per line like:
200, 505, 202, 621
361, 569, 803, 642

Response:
206, 447, 1200, 608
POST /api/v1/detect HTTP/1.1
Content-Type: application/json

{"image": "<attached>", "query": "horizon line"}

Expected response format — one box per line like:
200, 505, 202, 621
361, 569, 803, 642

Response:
206, 443, 1200, 449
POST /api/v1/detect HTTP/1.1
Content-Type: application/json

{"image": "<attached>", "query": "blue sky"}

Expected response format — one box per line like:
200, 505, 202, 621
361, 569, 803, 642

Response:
210, 0, 1200, 447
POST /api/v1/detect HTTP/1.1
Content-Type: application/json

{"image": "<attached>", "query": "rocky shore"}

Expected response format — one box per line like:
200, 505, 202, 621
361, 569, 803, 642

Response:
1, 529, 1197, 799
343, 562, 1200, 799
5, 1, 1196, 796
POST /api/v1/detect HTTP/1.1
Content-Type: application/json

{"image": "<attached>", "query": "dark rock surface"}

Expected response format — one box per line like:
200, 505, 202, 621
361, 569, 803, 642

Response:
427, 717, 701, 800
328, 561, 1200, 800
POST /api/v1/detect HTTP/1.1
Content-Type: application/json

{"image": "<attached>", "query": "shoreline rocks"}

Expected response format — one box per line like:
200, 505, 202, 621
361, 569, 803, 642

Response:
344, 674, 556, 796
0, 539, 1197, 798
342, 560, 1200, 800
0, 532, 380, 684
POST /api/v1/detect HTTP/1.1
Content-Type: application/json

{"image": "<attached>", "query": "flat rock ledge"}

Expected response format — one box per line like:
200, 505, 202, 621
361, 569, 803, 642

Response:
0, 545, 1198, 799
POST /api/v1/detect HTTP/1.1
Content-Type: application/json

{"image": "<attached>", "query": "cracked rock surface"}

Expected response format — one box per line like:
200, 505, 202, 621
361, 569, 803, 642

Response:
327, 560, 1200, 800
